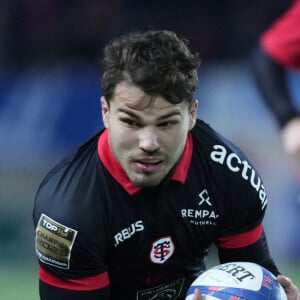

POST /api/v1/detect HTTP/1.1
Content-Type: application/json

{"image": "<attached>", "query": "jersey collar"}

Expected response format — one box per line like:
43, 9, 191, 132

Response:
98, 129, 193, 195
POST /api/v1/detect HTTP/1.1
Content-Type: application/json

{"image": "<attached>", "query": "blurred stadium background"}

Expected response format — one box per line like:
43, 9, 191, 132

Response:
0, 0, 299, 299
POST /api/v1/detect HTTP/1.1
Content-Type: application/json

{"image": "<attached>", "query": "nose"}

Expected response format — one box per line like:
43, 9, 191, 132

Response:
138, 127, 160, 153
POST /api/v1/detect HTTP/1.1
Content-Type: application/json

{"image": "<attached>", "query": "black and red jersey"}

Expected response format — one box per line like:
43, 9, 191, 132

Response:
260, 0, 300, 69
33, 119, 272, 300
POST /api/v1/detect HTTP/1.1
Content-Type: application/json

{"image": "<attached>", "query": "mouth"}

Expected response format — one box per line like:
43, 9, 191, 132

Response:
138, 159, 162, 164
133, 159, 163, 173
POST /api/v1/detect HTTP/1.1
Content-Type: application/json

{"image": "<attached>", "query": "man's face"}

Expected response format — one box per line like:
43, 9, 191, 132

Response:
101, 81, 198, 187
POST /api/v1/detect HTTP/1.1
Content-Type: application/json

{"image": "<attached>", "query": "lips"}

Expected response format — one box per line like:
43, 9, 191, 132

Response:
138, 159, 161, 164
133, 158, 163, 173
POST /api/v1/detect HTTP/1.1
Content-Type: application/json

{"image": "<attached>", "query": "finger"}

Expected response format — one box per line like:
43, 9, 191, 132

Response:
192, 288, 202, 300
277, 275, 300, 299
277, 275, 292, 288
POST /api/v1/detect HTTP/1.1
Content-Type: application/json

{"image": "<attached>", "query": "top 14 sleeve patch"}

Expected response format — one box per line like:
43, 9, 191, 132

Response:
35, 214, 78, 269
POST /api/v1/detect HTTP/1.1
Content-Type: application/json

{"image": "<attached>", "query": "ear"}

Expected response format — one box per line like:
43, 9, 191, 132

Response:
101, 96, 110, 128
188, 99, 198, 130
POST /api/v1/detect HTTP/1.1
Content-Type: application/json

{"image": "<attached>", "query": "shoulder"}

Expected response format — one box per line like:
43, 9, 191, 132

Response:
192, 121, 267, 234
33, 133, 122, 277
191, 119, 267, 209
33, 132, 107, 230
192, 119, 250, 163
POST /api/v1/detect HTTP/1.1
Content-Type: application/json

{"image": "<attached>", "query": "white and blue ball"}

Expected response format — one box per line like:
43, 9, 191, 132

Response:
186, 262, 287, 300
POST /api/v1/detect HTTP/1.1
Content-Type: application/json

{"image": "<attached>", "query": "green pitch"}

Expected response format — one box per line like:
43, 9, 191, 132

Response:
0, 263, 39, 300
1, 260, 299, 300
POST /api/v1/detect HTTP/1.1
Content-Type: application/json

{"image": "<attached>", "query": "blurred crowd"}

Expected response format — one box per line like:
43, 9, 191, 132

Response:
0, 0, 292, 68
0, 0, 291, 164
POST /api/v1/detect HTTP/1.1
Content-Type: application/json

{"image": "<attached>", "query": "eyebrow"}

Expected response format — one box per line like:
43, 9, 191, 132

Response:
117, 108, 182, 121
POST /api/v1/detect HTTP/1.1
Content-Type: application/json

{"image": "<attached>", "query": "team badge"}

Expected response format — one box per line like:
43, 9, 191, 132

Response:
35, 214, 78, 269
150, 236, 175, 264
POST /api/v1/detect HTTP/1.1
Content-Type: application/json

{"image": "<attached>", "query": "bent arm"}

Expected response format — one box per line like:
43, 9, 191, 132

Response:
217, 230, 280, 276
251, 45, 299, 128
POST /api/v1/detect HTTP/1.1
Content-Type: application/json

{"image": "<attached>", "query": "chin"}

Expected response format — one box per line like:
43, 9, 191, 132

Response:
130, 175, 164, 188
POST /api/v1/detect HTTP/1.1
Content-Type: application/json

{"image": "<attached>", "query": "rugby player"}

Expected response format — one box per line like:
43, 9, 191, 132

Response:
33, 30, 299, 300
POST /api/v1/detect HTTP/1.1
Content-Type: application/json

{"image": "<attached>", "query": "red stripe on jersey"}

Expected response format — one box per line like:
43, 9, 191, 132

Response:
171, 132, 193, 183
217, 223, 263, 249
39, 267, 110, 291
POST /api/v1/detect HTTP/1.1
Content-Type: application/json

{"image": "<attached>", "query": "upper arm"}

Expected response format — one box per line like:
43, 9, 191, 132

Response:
34, 211, 110, 298
33, 139, 111, 298
211, 143, 267, 237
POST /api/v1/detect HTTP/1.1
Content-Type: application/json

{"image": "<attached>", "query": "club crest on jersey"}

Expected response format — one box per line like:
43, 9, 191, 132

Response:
150, 236, 175, 264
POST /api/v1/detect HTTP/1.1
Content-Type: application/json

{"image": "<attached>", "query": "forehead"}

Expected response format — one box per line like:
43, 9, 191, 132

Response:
112, 81, 188, 112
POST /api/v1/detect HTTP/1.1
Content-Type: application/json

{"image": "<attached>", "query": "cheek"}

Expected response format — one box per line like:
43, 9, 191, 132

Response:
176, 123, 190, 139
189, 117, 196, 130
163, 128, 187, 150
110, 127, 135, 150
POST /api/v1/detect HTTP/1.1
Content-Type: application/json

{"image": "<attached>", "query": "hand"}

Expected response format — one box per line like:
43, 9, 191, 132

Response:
277, 275, 300, 300
192, 288, 203, 300
281, 117, 300, 163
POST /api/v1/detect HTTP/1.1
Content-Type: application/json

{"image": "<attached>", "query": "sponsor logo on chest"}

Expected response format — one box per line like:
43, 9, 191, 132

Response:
114, 220, 144, 247
181, 188, 219, 226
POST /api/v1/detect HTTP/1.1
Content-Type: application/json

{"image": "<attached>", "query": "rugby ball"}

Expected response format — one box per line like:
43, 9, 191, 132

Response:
185, 262, 287, 300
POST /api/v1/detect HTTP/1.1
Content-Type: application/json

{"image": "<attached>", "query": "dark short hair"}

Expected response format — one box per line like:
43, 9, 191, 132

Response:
101, 30, 200, 105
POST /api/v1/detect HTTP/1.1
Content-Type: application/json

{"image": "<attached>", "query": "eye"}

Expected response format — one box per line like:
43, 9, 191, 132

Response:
120, 118, 140, 127
158, 120, 178, 128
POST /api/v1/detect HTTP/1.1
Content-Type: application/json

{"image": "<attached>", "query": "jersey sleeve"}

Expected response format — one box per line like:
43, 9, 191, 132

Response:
260, 0, 300, 69
217, 231, 280, 276
33, 210, 109, 290
251, 45, 300, 128
32, 141, 111, 297
39, 270, 110, 300
208, 139, 268, 249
